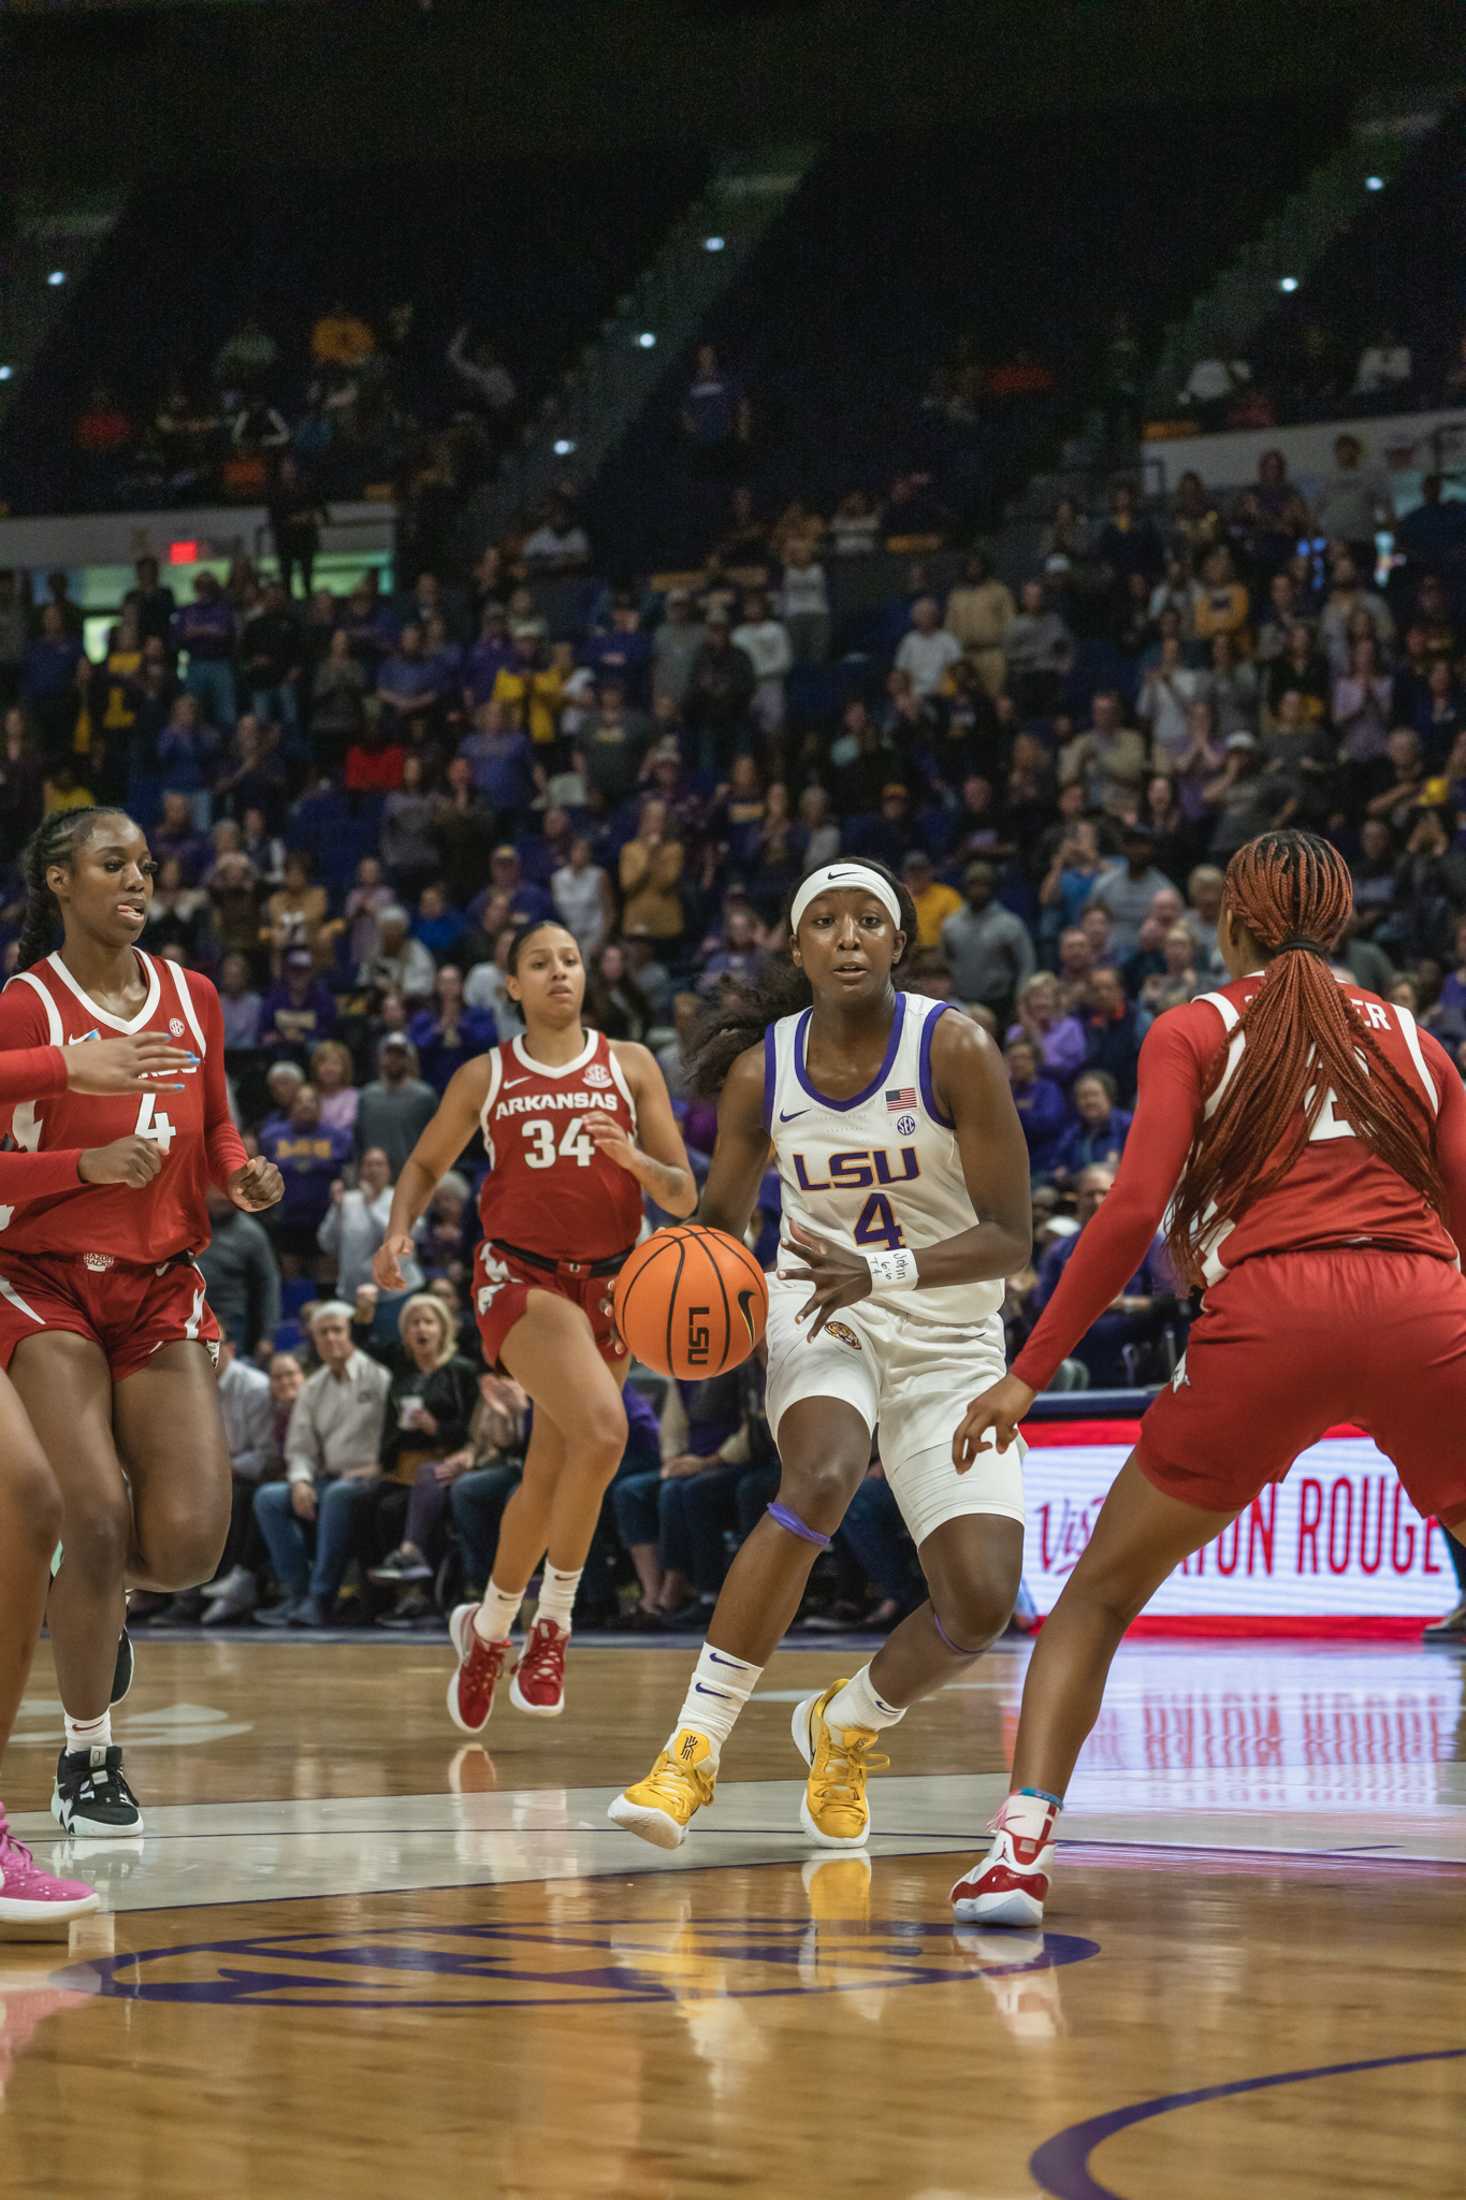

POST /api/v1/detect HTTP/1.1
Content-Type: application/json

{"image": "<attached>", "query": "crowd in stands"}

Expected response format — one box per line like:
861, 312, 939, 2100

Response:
1172, 316, 1466, 429
0, 417, 1464, 1634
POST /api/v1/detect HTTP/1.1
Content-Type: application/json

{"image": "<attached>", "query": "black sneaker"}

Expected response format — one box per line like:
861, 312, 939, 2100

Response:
51, 1746, 144, 1837
110, 1626, 134, 1706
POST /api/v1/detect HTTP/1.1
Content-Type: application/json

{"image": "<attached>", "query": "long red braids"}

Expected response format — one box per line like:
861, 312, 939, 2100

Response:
1165, 829, 1446, 1288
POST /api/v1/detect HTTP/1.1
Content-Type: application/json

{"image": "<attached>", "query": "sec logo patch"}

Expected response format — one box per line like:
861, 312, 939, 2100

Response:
895, 1113, 916, 1136
584, 1063, 613, 1088
169, 1019, 186, 1038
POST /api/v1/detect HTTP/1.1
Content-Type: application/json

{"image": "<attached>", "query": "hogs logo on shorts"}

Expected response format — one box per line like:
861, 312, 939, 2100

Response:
83, 1252, 114, 1272
823, 1319, 863, 1353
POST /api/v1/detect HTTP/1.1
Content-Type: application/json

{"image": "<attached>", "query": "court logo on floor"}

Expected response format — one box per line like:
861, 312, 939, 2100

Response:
61, 1918, 1100, 2010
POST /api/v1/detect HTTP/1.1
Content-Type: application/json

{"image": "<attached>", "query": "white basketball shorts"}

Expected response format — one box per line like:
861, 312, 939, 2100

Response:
762, 1279, 1024, 1545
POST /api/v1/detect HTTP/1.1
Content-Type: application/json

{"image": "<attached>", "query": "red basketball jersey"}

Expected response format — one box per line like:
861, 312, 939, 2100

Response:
477, 1028, 644, 1261
0, 949, 244, 1260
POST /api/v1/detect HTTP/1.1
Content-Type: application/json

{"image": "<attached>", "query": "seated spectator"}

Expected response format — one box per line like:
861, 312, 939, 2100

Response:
620, 796, 685, 944
254, 1301, 392, 1627
143, 855, 212, 960
356, 1034, 438, 1172
217, 951, 263, 1050
551, 833, 615, 957
1196, 632, 1259, 743
1005, 577, 1074, 718
260, 1082, 353, 1266
1006, 1037, 1069, 1180
1395, 474, 1466, 574
311, 629, 368, 755
198, 1183, 282, 1361
367, 904, 437, 1000
1027, 1163, 1175, 1386
1134, 920, 1201, 1014
731, 589, 792, 736
1352, 327, 1412, 399
1179, 348, 1252, 414
1060, 690, 1147, 818
365, 1293, 483, 1620
310, 1038, 359, 1138
902, 849, 961, 950
522, 496, 591, 572
778, 537, 831, 666
1203, 731, 1294, 858
171, 572, 238, 731
941, 862, 1036, 1024
1333, 635, 1395, 768
1083, 823, 1179, 955
586, 940, 652, 1041
196, 1345, 304, 1627
318, 1146, 421, 1302
798, 783, 841, 871
412, 882, 467, 962
1053, 1070, 1132, 1182
1315, 437, 1395, 567
1007, 970, 1086, 1085
259, 944, 338, 1056
1079, 965, 1147, 1104
1191, 547, 1250, 652
408, 964, 496, 1092
613, 1368, 763, 1626
895, 594, 962, 699
264, 850, 337, 969
945, 553, 1015, 699
829, 489, 883, 557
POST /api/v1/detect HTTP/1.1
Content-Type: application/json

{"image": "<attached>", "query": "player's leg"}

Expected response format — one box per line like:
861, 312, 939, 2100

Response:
950, 1455, 1237, 1924
10, 1334, 145, 1837
448, 1293, 626, 1730
609, 1392, 871, 1849
113, 1343, 234, 1595
0, 1375, 99, 1930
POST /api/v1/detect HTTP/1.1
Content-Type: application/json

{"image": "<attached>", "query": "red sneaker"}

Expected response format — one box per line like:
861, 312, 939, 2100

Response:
949, 1796, 1060, 1928
447, 1603, 511, 1735
510, 1616, 568, 1718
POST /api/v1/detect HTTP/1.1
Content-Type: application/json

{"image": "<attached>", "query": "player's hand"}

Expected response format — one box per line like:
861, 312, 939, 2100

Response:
290, 1481, 318, 1522
78, 1134, 165, 1188
228, 1157, 284, 1212
777, 1217, 872, 1340
66, 1033, 196, 1094
583, 1111, 639, 1173
953, 1374, 1035, 1470
373, 1235, 415, 1291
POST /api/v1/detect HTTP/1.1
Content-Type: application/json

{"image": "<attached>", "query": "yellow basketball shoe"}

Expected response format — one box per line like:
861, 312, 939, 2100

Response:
791, 1683, 890, 1848
607, 1730, 718, 1850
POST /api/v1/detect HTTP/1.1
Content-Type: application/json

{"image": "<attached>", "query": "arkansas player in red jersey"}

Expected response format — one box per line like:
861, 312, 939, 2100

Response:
0, 808, 282, 1841
949, 830, 1466, 1927
375, 918, 694, 1725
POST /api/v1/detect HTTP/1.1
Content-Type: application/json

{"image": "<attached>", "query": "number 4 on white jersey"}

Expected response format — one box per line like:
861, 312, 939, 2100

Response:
134, 1093, 176, 1153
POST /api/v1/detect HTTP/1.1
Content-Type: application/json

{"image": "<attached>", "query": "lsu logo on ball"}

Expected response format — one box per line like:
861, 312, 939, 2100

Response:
685, 1306, 711, 1366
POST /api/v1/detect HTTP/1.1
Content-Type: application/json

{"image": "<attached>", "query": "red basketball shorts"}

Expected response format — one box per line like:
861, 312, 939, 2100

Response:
0, 1250, 221, 1381
1137, 1249, 1466, 1529
472, 1239, 629, 1372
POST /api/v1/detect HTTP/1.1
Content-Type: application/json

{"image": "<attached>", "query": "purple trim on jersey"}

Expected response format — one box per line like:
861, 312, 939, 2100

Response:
917, 1000, 954, 1128
762, 1024, 777, 1132
793, 991, 907, 1114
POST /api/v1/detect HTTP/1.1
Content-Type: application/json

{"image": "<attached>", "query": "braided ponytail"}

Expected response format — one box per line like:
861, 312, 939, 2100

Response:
1166, 829, 1446, 1286
16, 807, 114, 971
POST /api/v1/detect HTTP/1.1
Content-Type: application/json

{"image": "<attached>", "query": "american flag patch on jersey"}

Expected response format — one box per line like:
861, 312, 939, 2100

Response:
884, 1087, 916, 1111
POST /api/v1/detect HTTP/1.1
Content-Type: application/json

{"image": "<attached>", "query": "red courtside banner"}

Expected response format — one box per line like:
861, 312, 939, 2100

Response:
1019, 1422, 1454, 1638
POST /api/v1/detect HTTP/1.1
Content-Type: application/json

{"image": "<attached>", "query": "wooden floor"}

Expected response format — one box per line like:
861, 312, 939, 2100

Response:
1, 1632, 1464, 2199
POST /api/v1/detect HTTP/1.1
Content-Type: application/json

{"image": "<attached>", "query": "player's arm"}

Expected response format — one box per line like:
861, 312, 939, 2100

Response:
592, 1043, 697, 1217
194, 981, 282, 1212
0, 987, 194, 1101
780, 1013, 1032, 1338
953, 1008, 1207, 1464
1420, 1030, 1466, 1263
375, 1055, 492, 1289
696, 1044, 773, 1241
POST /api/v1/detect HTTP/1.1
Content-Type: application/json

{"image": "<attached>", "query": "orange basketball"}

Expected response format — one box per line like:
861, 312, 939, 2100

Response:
613, 1225, 768, 1380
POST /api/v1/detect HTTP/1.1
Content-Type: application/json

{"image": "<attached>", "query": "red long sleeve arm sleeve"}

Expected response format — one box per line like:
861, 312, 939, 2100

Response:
1013, 1007, 1210, 1391
0, 1046, 67, 1104
1421, 1029, 1466, 1264
199, 984, 249, 1193
0, 1148, 87, 1200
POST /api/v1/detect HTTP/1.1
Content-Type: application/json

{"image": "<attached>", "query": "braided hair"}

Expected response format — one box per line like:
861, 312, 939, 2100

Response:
16, 807, 124, 971
1165, 829, 1446, 1286
685, 859, 919, 1098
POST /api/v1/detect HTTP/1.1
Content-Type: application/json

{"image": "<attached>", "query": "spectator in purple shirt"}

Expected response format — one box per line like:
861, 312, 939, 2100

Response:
1006, 971, 1087, 1085
1006, 1037, 1070, 1181
171, 573, 238, 730
151, 789, 210, 884
259, 945, 340, 1058
156, 692, 223, 814
258, 1083, 353, 1263
21, 605, 85, 756
375, 623, 441, 740
456, 700, 542, 827
407, 964, 498, 1092
582, 592, 653, 706
463, 605, 515, 711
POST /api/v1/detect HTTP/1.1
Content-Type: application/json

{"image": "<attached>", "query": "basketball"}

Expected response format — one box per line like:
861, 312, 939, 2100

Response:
613, 1224, 769, 1379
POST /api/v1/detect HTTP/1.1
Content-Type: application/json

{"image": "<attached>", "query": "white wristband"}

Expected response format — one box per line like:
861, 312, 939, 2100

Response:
865, 1247, 920, 1292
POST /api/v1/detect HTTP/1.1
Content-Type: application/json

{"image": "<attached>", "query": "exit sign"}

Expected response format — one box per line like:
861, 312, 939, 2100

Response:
168, 540, 200, 564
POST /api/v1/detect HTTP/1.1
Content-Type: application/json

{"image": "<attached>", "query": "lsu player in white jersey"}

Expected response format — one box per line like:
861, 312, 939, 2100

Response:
611, 859, 1032, 1851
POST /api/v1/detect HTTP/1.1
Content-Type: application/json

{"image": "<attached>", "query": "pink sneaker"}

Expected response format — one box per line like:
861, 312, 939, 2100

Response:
0, 1817, 99, 1938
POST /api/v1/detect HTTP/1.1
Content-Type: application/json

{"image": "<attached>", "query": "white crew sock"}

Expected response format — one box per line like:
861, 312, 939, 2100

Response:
64, 1710, 111, 1756
670, 1642, 763, 1765
474, 1580, 523, 1646
535, 1563, 581, 1631
822, 1664, 906, 1735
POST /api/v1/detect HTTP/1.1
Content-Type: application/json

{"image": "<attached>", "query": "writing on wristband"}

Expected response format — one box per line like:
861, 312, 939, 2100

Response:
865, 1247, 919, 1291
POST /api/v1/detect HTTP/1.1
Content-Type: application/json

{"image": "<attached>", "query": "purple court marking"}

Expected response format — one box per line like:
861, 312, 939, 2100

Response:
55, 1917, 1101, 2011
1030, 2047, 1466, 2200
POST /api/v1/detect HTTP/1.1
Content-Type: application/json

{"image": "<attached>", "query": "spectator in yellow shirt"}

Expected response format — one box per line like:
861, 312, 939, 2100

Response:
902, 849, 962, 949
1191, 546, 1251, 653
491, 626, 565, 748
310, 303, 378, 370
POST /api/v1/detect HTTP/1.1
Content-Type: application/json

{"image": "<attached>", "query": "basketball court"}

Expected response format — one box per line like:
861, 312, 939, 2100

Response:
1, 1630, 1462, 2198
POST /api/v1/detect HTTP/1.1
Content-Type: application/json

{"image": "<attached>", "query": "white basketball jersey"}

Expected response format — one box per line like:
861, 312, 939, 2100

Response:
764, 991, 1002, 1325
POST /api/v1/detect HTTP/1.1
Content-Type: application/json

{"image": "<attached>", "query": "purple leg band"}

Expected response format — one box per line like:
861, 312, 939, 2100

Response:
932, 1607, 982, 1657
766, 1502, 832, 1550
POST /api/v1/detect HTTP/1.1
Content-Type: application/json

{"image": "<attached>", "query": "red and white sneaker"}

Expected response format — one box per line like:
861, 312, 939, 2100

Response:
447, 1603, 512, 1735
510, 1616, 568, 1717
0, 1815, 99, 1939
949, 1794, 1061, 1928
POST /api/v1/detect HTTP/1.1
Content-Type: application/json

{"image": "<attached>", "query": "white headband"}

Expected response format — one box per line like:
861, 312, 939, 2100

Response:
790, 862, 903, 936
